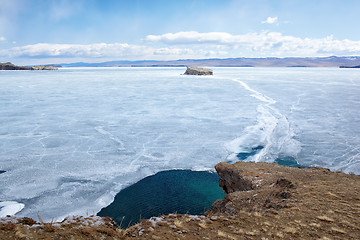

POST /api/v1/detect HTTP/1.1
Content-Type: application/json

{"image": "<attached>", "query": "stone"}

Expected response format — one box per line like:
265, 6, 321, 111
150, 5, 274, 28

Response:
183, 66, 213, 75
31, 65, 58, 70
215, 162, 256, 194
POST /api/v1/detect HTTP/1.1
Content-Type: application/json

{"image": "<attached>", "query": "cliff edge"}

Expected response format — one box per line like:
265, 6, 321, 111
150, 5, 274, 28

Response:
1, 162, 359, 239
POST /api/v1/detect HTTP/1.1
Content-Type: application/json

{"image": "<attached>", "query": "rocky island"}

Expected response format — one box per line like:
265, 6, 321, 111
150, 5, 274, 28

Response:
183, 66, 213, 75
339, 65, 360, 68
1, 161, 359, 239
0, 62, 58, 70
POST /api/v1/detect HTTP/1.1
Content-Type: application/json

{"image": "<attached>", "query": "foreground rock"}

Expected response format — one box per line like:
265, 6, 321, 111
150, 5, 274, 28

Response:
183, 66, 213, 75
1, 162, 359, 239
0, 62, 58, 70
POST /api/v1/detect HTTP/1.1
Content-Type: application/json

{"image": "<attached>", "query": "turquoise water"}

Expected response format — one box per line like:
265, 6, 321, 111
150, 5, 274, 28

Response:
97, 170, 224, 228
235, 146, 306, 168
274, 156, 306, 168
236, 145, 264, 160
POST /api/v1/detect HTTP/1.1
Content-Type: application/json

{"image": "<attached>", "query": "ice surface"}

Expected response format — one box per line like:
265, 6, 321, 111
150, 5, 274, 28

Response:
223, 67, 360, 173
224, 77, 301, 164
0, 201, 24, 217
0, 67, 359, 221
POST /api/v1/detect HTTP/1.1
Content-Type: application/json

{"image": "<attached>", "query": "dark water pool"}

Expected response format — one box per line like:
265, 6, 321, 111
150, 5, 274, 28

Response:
98, 170, 224, 228
236, 145, 306, 168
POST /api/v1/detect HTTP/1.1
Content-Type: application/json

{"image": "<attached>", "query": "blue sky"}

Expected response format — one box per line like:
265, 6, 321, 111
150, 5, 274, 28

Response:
1, 0, 360, 64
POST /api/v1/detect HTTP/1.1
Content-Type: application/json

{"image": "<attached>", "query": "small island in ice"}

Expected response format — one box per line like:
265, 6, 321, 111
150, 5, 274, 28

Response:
0, 62, 58, 70
183, 66, 213, 75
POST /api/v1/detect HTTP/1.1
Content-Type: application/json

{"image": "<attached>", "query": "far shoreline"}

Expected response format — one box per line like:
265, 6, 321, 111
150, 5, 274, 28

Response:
9, 56, 360, 68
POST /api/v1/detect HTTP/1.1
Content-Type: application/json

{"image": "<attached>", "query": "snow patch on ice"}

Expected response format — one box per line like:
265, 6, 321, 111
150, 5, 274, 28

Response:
0, 201, 25, 217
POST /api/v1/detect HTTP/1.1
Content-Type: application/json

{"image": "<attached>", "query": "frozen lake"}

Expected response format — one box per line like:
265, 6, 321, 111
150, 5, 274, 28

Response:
0, 67, 359, 220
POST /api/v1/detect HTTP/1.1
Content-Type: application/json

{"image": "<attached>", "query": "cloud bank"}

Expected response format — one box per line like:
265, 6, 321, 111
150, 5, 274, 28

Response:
145, 31, 360, 56
0, 42, 224, 61
2, 31, 360, 63
2, 43, 151, 58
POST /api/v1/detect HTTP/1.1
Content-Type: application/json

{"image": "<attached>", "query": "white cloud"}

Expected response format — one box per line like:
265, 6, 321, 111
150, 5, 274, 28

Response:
261, 17, 279, 25
145, 31, 360, 57
153, 47, 194, 55
0, 36, 5, 41
146, 31, 237, 45
1, 43, 152, 58
2, 31, 360, 61
0, 42, 225, 60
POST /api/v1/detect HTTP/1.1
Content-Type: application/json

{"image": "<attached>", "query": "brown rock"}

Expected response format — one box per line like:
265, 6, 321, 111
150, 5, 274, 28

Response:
31, 65, 58, 70
183, 66, 213, 75
0, 62, 32, 70
215, 162, 256, 193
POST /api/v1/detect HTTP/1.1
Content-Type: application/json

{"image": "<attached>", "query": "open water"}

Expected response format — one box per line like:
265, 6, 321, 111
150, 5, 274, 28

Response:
0, 67, 359, 221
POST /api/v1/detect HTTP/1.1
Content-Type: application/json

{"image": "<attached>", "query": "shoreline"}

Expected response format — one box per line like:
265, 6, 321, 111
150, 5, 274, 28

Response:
1, 161, 359, 239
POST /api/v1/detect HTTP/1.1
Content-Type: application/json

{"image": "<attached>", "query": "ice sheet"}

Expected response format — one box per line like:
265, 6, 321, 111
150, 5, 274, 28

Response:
0, 67, 359, 221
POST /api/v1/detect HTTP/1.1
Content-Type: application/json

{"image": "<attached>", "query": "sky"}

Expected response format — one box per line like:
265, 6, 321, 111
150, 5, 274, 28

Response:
1, 0, 360, 65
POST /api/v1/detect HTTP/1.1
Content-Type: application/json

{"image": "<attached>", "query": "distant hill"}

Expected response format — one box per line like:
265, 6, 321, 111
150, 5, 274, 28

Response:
59, 56, 360, 68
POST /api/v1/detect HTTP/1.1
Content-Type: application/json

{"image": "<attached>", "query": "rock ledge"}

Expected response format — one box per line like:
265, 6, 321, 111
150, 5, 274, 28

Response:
1, 162, 359, 239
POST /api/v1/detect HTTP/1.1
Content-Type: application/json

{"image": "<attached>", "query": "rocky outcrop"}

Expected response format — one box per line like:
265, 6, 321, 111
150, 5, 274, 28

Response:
183, 66, 213, 75
1, 161, 359, 239
31, 65, 58, 70
0, 62, 32, 70
208, 162, 299, 215
0, 62, 58, 70
215, 162, 256, 193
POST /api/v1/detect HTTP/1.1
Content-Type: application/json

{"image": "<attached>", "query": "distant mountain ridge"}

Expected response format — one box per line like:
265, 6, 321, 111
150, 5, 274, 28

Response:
59, 56, 360, 68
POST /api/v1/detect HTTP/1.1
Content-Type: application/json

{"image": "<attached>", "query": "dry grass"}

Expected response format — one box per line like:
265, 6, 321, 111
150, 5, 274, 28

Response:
174, 219, 183, 229
198, 221, 207, 229
217, 230, 238, 240
317, 216, 335, 222
14, 226, 26, 239
0, 222, 16, 231
18, 217, 37, 226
